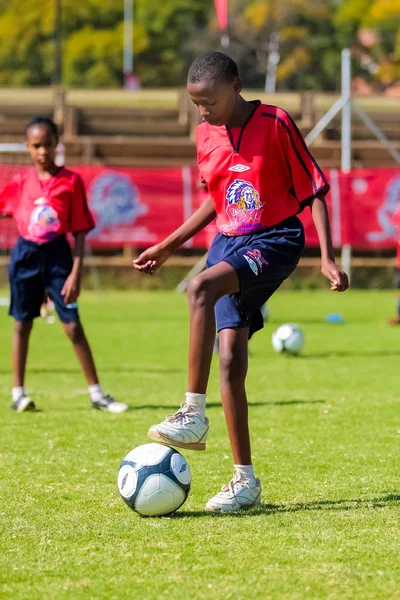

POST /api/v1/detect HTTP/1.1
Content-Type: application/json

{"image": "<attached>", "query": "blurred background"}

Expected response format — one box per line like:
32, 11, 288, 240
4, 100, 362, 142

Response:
0, 0, 399, 289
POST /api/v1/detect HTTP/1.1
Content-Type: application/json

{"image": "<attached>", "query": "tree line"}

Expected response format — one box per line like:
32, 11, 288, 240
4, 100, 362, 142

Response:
0, 0, 398, 90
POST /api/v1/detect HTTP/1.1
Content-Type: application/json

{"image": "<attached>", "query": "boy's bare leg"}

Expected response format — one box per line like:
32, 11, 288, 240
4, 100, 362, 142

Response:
187, 261, 239, 393
148, 261, 239, 449
218, 327, 251, 465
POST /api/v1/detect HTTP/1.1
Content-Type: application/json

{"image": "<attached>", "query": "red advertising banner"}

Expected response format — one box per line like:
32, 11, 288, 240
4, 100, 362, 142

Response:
0, 166, 399, 251
298, 168, 400, 248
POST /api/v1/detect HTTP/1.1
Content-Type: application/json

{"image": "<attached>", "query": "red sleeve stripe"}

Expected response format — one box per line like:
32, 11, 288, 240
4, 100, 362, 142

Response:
261, 112, 327, 193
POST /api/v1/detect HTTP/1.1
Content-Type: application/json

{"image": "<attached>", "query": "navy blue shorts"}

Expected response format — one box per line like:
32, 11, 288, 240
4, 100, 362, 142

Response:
206, 216, 305, 337
9, 235, 80, 323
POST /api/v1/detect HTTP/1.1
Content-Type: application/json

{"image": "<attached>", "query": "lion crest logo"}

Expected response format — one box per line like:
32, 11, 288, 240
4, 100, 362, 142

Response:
221, 179, 263, 233
89, 172, 146, 235
28, 205, 60, 241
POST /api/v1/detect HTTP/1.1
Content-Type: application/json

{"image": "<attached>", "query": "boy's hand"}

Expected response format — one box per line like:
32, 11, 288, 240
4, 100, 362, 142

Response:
61, 272, 81, 304
321, 258, 349, 292
133, 244, 171, 274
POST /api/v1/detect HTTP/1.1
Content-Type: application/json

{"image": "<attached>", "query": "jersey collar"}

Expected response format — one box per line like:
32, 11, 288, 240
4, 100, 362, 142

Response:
225, 100, 261, 154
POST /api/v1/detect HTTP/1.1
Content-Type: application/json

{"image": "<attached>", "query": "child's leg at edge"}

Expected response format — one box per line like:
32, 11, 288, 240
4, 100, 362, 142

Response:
12, 319, 33, 388
62, 318, 127, 411
62, 320, 99, 386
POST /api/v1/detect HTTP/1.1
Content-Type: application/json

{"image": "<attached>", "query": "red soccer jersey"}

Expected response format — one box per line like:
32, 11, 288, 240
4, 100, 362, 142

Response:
196, 102, 329, 235
0, 167, 95, 243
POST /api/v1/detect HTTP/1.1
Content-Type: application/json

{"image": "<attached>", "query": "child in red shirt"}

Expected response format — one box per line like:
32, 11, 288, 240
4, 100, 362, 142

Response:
0, 117, 128, 413
134, 53, 349, 511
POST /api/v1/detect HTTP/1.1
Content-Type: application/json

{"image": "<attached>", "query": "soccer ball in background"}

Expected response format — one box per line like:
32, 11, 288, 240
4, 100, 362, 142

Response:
272, 323, 304, 355
117, 443, 191, 517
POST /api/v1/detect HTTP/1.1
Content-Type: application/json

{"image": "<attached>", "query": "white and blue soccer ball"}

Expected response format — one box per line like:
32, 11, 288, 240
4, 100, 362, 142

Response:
117, 443, 191, 517
272, 323, 304, 355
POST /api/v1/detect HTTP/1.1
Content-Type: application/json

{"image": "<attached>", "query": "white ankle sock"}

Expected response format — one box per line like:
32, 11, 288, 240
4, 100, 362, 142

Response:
185, 392, 206, 415
234, 464, 256, 482
12, 386, 24, 402
88, 384, 103, 402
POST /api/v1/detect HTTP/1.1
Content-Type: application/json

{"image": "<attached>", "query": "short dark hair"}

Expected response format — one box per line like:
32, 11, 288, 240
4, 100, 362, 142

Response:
187, 52, 239, 85
25, 116, 59, 142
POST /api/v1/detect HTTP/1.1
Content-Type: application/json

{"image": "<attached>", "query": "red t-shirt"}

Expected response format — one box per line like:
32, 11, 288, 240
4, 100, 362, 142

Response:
0, 167, 95, 243
196, 102, 329, 235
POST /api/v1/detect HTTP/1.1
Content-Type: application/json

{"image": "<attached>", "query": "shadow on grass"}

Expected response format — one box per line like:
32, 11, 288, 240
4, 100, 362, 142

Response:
5, 399, 325, 415
0, 366, 185, 376
171, 494, 400, 519
129, 399, 325, 410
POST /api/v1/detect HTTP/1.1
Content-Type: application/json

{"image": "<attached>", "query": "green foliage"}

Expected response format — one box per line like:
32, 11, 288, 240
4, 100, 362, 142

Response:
334, 0, 400, 86
64, 23, 148, 88
134, 0, 213, 86
0, 0, 212, 88
0, 0, 398, 89
1, 290, 400, 599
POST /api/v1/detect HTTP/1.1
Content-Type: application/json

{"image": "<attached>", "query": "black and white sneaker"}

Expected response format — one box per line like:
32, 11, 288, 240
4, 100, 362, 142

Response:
11, 395, 36, 412
92, 394, 129, 413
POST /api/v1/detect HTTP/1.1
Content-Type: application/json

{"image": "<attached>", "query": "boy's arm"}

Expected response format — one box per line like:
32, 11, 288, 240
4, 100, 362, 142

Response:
61, 231, 86, 303
134, 196, 216, 274
311, 193, 349, 292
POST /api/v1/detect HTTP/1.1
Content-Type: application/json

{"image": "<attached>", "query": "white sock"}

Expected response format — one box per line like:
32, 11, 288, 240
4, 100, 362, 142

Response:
12, 386, 24, 402
88, 384, 103, 402
185, 392, 206, 415
234, 464, 256, 482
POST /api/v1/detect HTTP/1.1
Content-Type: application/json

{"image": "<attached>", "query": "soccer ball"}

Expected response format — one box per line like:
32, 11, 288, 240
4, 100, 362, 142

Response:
117, 443, 191, 517
272, 323, 304, 355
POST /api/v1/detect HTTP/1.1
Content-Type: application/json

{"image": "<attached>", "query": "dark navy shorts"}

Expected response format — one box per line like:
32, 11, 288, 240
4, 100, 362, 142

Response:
206, 216, 305, 337
9, 235, 80, 323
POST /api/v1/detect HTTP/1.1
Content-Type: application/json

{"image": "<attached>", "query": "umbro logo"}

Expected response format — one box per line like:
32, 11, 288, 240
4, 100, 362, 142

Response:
228, 164, 250, 173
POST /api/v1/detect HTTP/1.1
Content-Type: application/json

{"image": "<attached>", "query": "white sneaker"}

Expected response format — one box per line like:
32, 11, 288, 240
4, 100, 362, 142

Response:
11, 394, 36, 412
92, 394, 129, 413
148, 403, 209, 451
205, 471, 261, 512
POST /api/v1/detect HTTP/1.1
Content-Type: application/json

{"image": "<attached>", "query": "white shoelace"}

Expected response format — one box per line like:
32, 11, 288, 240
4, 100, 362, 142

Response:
166, 402, 197, 423
222, 473, 253, 494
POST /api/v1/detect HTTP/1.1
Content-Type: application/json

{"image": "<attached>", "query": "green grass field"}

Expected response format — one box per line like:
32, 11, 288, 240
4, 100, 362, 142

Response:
0, 289, 399, 600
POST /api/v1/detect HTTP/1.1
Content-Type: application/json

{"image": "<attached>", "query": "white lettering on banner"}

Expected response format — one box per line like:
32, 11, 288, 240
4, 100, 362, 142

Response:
367, 174, 400, 242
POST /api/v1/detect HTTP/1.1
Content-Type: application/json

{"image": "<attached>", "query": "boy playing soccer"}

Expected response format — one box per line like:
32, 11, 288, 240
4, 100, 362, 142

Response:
0, 117, 128, 413
134, 53, 348, 512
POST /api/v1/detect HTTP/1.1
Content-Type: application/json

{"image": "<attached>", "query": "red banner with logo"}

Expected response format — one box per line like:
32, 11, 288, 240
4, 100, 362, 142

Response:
0, 166, 399, 251
298, 168, 400, 248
